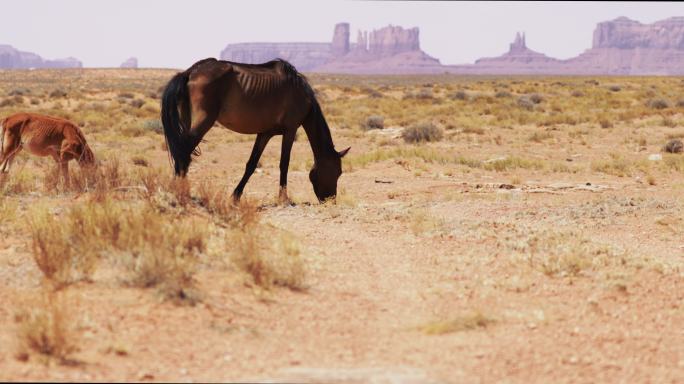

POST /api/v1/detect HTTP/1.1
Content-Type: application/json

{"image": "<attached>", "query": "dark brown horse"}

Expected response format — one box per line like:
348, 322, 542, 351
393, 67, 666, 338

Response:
161, 58, 349, 203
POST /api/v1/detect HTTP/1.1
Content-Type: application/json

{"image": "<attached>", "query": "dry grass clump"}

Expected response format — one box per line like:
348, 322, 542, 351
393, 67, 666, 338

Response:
407, 208, 447, 236
404, 88, 434, 100
49, 89, 67, 98
482, 156, 544, 172
142, 119, 163, 134
123, 211, 205, 305
528, 93, 544, 104
1, 172, 36, 196
664, 154, 684, 172
421, 311, 496, 335
0, 198, 17, 219
648, 98, 670, 109
402, 122, 444, 143
14, 289, 78, 364
591, 154, 635, 177
231, 203, 305, 290
449, 90, 468, 100
528, 131, 553, 142
195, 179, 239, 222
517, 96, 535, 110
520, 230, 625, 277
28, 197, 207, 304
663, 139, 683, 154
363, 115, 385, 130
28, 208, 97, 287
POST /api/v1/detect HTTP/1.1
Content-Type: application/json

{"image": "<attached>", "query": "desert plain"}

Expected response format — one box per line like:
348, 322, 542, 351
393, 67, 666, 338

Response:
0, 69, 683, 383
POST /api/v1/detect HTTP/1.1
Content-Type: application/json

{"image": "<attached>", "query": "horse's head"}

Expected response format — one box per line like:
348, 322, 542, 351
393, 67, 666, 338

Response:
309, 147, 350, 202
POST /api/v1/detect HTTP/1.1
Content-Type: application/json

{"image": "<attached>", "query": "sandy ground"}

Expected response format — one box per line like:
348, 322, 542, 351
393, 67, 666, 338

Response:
1, 131, 684, 383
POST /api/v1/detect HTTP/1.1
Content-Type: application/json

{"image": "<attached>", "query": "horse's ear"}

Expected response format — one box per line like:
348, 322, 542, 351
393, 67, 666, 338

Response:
338, 147, 351, 158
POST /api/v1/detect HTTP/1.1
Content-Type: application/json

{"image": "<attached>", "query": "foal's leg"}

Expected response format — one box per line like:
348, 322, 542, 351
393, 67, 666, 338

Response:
0, 134, 21, 173
0, 147, 21, 174
59, 142, 79, 189
59, 160, 70, 188
232, 132, 274, 201
278, 128, 297, 205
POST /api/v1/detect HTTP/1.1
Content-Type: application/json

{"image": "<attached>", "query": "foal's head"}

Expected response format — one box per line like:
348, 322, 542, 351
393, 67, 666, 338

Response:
78, 144, 96, 168
309, 147, 350, 202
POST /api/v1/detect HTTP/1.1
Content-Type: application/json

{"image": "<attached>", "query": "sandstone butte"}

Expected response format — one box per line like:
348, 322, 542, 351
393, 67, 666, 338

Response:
0, 44, 82, 69
220, 17, 684, 75
2, 16, 684, 74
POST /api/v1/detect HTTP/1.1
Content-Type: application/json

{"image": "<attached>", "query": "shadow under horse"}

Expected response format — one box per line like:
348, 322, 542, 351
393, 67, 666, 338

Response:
161, 58, 350, 203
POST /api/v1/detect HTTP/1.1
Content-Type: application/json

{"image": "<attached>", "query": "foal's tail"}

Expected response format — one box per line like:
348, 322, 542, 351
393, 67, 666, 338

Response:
161, 71, 191, 176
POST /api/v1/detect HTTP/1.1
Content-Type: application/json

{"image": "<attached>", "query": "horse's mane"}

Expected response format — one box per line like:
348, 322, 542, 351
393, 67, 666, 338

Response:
275, 59, 338, 157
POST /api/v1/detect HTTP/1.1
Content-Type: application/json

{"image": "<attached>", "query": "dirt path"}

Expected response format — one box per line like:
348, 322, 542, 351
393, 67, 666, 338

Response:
1, 142, 684, 383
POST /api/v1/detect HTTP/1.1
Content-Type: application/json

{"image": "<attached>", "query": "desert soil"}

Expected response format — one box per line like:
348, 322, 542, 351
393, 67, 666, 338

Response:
0, 70, 683, 383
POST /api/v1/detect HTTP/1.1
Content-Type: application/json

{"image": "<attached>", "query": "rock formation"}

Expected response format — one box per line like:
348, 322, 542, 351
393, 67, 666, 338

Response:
331, 23, 350, 57
219, 17, 684, 75
0, 45, 82, 69
448, 32, 560, 74
592, 16, 684, 49
220, 23, 441, 74
562, 17, 684, 75
120, 57, 138, 68
220, 42, 332, 72
447, 17, 684, 75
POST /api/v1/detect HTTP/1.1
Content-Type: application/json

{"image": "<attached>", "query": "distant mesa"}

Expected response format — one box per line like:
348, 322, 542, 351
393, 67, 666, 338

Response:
449, 17, 684, 75
221, 17, 684, 75
221, 23, 442, 74
0, 45, 82, 69
120, 57, 138, 68
563, 16, 684, 75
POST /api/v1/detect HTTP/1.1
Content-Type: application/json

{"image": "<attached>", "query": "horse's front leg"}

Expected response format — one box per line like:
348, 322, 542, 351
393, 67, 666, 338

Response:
278, 128, 297, 205
232, 132, 274, 202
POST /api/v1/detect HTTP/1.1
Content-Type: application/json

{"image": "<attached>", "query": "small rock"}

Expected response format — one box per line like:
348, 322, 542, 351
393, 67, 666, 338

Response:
648, 153, 663, 161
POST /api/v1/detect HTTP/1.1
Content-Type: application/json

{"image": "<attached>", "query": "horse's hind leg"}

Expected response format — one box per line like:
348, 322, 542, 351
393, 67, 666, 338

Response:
232, 132, 274, 201
278, 127, 297, 205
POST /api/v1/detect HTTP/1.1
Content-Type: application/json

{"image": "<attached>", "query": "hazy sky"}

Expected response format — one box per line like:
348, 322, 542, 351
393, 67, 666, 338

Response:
2, 1, 682, 68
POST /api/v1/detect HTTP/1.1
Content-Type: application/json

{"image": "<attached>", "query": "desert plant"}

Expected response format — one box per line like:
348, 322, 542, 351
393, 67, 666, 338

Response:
232, 225, 305, 290
28, 209, 77, 286
517, 96, 534, 110
49, 89, 67, 98
402, 122, 444, 143
14, 290, 78, 364
664, 139, 684, 154
129, 98, 145, 108
528, 93, 544, 104
421, 311, 496, 335
363, 115, 384, 130
143, 119, 163, 134
648, 98, 670, 109
450, 90, 468, 100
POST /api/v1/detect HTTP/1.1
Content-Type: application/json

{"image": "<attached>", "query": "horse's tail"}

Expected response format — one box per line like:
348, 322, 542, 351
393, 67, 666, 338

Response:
161, 71, 191, 176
